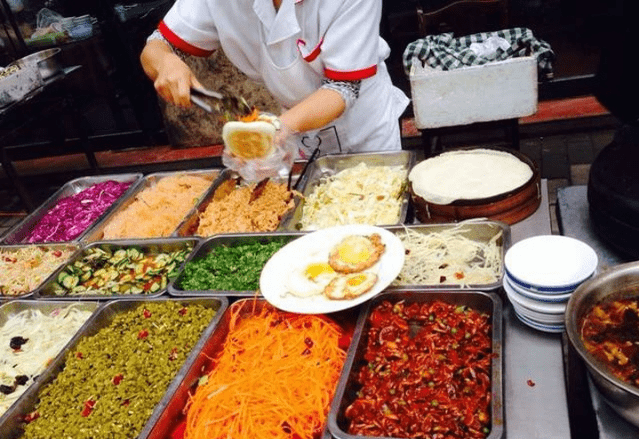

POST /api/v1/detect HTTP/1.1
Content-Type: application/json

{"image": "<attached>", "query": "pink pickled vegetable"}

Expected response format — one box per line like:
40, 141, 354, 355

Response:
24, 180, 132, 243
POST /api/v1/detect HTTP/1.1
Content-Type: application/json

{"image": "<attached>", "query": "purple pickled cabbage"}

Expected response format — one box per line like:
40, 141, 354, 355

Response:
24, 180, 132, 243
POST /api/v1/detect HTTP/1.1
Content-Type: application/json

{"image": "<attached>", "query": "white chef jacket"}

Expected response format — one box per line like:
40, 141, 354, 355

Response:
159, 0, 409, 154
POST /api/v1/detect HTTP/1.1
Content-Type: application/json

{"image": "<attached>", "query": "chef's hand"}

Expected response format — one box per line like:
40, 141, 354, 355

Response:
222, 118, 299, 182
141, 39, 200, 108
273, 120, 300, 162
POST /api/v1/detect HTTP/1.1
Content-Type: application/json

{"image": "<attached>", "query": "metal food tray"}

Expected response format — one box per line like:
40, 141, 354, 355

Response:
173, 168, 303, 238
0, 300, 101, 425
280, 150, 417, 231
0, 243, 81, 300
2, 173, 143, 245
143, 298, 358, 439
35, 237, 199, 300
0, 296, 228, 439
81, 169, 221, 243
328, 290, 504, 439
386, 220, 511, 291
168, 231, 304, 297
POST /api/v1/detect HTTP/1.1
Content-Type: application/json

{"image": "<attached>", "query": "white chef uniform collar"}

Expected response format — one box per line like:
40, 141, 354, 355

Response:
253, 0, 301, 45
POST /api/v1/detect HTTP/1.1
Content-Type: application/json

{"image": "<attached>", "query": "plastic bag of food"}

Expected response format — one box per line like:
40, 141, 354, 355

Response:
221, 113, 297, 181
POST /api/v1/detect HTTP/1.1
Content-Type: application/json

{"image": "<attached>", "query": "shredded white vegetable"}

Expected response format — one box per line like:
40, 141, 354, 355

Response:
300, 162, 407, 231
0, 246, 75, 296
0, 305, 93, 415
392, 225, 503, 287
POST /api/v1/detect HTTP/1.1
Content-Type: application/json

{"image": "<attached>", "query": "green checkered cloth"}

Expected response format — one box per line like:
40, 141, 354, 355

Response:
403, 27, 555, 80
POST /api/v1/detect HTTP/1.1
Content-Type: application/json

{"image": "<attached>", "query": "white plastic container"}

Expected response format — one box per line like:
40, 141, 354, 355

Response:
0, 64, 42, 107
409, 56, 538, 129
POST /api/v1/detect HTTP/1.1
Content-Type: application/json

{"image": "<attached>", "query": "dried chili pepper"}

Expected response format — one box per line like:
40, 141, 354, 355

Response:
81, 399, 96, 417
24, 411, 39, 423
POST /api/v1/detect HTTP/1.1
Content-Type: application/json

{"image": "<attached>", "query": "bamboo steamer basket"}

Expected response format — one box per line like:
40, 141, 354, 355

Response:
410, 146, 541, 225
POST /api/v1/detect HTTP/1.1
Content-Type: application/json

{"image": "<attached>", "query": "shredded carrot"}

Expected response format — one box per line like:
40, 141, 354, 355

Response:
183, 301, 348, 439
239, 107, 259, 122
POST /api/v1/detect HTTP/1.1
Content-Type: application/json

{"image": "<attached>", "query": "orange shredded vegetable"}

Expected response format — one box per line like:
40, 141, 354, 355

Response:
239, 107, 259, 122
183, 301, 348, 439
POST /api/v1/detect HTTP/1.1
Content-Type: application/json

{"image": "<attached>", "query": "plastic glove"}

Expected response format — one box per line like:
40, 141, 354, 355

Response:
272, 120, 299, 163
221, 118, 298, 182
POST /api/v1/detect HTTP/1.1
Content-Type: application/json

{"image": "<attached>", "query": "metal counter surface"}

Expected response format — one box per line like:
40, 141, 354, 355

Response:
556, 184, 638, 439
556, 185, 630, 269
504, 179, 573, 439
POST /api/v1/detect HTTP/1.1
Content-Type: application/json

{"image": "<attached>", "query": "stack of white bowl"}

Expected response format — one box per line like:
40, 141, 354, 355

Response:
503, 235, 598, 333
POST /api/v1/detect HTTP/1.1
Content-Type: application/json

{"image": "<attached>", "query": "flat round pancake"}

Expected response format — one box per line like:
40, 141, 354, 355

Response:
409, 149, 533, 204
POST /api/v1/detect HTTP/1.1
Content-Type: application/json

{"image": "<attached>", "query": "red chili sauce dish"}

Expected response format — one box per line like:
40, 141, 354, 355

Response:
344, 300, 493, 438
580, 297, 639, 387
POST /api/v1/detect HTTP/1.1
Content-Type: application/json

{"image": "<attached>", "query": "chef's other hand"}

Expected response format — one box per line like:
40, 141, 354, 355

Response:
222, 119, 298, 182
153, 52, 200, 108
273, 120, 300, 161
222, 150, 293, 182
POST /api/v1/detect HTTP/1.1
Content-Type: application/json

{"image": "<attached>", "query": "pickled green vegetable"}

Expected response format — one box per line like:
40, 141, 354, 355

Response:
50, 244, 192, 296
21, 301, 217, 439
178, 238, 288, 291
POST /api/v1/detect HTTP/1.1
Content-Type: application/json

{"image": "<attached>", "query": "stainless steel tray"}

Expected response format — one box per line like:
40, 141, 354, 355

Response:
386, 220, 511, 291
0, 243, 81, 300
0, 296, 228, 439
143, 298, 357, 439
2, 173, 143, 245
0, 300, 101, 423
168, 231, 304, 297
280, 150, 417, 231
328, 290, 504, 439
35, 237, 199, 300
173, 168, 303, 238
81, 169, 220, 243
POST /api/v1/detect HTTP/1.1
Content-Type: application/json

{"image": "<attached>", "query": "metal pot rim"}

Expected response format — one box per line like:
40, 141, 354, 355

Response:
565, 261, 639, 396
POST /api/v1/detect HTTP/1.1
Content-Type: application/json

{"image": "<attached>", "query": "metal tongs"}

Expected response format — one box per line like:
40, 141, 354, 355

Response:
190, 84, 253, 118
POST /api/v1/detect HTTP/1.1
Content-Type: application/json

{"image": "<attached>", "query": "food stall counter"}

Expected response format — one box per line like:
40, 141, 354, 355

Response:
502, 179, 573, 438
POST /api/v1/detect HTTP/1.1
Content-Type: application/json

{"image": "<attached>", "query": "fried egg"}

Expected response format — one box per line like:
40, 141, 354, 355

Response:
328, 234, 386, 274
286, 261, 338, 298
323, 272, 379, 300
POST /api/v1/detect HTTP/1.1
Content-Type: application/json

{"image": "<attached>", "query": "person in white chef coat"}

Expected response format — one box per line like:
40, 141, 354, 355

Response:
140, 0, 409, 161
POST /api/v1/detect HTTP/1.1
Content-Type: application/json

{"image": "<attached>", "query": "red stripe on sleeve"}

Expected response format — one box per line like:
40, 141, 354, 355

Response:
324, 65, 377, 81
303, 43, 322, 62
158, 21, 214, 57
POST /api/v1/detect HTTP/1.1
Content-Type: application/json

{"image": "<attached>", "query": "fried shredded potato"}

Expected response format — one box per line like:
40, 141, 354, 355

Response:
196, 180, 297, 235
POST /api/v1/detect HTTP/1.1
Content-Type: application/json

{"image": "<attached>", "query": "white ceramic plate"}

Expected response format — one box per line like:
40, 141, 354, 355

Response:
504, 275, 573, 303
503, 278, 567, 314
508, 296, 566, 324
260, 224, 405, 314
513, 309, 565, 333
505, 235, 598, 290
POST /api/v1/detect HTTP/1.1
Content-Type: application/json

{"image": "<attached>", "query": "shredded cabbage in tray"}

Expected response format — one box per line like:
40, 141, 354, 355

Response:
300, 162, 407, 231
24, 180, 132, 243
0, 305, 93, 416
0, 246, 76, 296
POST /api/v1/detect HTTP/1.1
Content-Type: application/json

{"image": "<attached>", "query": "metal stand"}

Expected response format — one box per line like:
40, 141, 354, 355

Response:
0, 66, 98, 212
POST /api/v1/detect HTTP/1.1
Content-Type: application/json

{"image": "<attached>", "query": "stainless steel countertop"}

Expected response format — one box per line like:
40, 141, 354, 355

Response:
504, 179, 573, 439
556, 184, 638, 439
